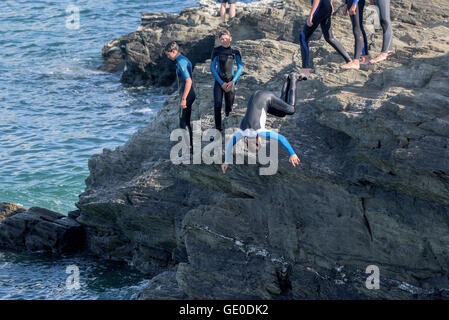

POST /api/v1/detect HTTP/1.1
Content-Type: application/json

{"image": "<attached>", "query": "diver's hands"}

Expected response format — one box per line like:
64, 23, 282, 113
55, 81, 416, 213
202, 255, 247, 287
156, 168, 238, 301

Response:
349, 4, 357, 15
289, 154, 300, 167
221, 163, 229, 174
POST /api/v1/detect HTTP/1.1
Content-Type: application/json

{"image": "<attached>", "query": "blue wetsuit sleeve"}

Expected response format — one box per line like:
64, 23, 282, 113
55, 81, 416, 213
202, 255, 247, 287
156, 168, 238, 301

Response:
177, 59, 191, 80
225, 131, 244, 163
259, 131, 296, 156
232, 55, 243, 83
210, 56, 224, 85
352, 0, 359, 4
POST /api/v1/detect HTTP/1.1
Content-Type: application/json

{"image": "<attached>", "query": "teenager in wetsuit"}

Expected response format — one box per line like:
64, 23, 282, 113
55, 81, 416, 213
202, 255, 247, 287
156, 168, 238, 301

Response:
165, 41, 196, 153
341, 0, 370, 69
221, 73, 302, 174
210, 29, 243, 141
299, 0, 352, 78
369, 0, 393, 64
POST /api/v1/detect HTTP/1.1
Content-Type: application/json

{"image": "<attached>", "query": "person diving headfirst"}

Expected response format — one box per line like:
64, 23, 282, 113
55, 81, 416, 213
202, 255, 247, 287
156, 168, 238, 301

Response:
221, 73, 303, 174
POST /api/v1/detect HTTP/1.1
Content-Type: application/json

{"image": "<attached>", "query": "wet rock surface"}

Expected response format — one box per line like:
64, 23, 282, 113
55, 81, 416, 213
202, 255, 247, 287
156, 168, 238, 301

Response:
0, 204, 86, 255
79, 0, 449, 298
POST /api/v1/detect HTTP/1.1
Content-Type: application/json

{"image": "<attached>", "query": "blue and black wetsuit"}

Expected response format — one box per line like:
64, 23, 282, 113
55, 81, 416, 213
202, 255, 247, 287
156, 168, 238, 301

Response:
224, 74, 298, 163
176, 54, 196, 148
210, 45, 243, 131
346, 0, 369, 60
300, 0, 351, 68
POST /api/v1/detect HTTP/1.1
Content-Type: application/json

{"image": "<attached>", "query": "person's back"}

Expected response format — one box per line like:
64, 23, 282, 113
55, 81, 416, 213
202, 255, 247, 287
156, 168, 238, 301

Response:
175, 54, 195, 97
239, 90, 272, 131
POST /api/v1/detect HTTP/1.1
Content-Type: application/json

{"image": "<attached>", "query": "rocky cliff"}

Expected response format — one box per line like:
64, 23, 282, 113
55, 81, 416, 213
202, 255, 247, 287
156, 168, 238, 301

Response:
77, 0, 449, 299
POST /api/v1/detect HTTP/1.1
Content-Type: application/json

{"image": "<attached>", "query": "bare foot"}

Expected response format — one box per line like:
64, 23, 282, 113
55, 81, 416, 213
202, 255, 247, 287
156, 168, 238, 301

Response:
341, 60, 360, 70
370, 51, 393, 64
300, 68, 311, 79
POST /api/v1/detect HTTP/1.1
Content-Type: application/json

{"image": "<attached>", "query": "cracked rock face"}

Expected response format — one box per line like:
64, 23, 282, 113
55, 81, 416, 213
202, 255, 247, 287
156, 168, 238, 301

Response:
81, 0, 449, 299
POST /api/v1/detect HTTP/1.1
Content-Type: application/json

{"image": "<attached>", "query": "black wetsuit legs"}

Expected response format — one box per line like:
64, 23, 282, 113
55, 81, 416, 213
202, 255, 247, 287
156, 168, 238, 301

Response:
375, 0, 393, 52
348, 0, 367, 60
268, 76, 297, 117
321, 16, 353, 61
179, 90, 195, 149
214, 81, 235, 131
300, 0, 351, 68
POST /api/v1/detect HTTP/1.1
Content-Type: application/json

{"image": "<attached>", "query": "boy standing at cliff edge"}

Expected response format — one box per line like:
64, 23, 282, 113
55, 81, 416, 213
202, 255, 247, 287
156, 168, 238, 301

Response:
165, 41, 196, 154
219, 0, 237, 26
210, 29, 243, 141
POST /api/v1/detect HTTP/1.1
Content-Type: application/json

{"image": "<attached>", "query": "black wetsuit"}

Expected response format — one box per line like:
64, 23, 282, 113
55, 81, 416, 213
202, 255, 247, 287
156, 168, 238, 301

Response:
300, 0, 351, 68
210, 45, 243, 131
375, 0, 393, 52
176, 54, 196, 149
240, 75, 297, 131
346, 0, 369, 59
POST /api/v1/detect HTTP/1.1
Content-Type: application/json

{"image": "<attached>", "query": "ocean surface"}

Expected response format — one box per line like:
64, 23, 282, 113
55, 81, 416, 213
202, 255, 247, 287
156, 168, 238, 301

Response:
0, 0, 253, 300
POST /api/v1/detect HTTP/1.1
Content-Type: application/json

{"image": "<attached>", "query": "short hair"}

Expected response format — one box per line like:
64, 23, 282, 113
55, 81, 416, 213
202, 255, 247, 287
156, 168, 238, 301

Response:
164, 41, 179, 53
218, 29, 231, 39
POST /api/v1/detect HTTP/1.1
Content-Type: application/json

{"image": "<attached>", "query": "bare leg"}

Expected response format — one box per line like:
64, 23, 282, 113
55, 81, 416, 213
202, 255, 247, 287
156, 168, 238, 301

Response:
220, 3, 226, 23
229, 4, 236, 19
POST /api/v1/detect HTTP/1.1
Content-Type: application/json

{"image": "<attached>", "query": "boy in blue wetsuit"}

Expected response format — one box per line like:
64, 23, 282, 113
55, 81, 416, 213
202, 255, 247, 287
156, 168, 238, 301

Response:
221, 73, 302, 174
341, 0, 370, 69
299, 0, 352, 78
165, 41, 196, 153
210, 29, 243, 141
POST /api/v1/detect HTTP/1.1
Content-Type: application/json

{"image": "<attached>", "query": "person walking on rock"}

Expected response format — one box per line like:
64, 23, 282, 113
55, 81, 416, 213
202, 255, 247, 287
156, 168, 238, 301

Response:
369, 0, 394, 64
210, 29, 243, 141
299, 0, 352, 78
221, 73, 303, 174
164, 41, 196, 153
219, 0, 236, 26
341, 0, 370, 70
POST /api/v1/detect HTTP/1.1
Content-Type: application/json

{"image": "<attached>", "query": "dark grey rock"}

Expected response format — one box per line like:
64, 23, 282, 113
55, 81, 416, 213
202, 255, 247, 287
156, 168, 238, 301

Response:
137, 271, 187, 300
80, 0, 449, 299
0, 206, 86, 254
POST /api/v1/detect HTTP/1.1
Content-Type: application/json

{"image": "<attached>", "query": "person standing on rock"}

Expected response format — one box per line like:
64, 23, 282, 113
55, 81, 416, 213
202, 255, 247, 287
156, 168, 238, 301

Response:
369, 0, 394, 64
299, 0, 352, 78
210, 29, 243, 141
221, 73, 303, 174
219, 0, 237, 26
341, 0, 370, 70
164, 41, 196, 153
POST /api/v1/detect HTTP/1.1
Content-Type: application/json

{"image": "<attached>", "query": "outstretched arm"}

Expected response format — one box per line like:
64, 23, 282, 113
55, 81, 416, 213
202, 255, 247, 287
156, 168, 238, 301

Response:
258, 130, 301, 167
222, 130, 244, 173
